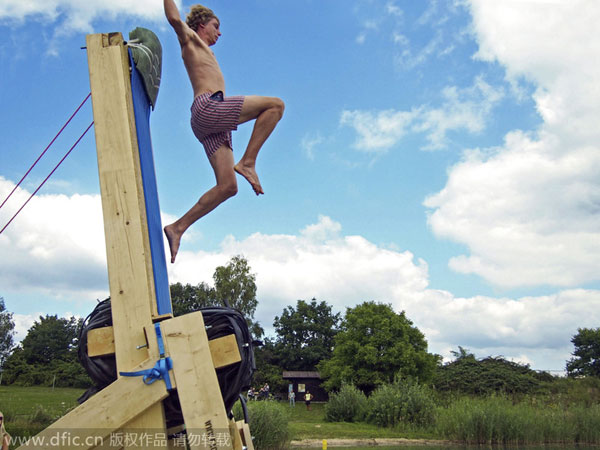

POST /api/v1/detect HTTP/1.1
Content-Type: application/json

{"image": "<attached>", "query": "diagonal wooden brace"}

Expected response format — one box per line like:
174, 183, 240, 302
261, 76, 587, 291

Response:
16, 361, 169, 450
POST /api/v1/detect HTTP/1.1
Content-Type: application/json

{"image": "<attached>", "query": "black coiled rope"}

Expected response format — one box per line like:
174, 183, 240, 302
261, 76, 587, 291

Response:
78, 298, 256, 428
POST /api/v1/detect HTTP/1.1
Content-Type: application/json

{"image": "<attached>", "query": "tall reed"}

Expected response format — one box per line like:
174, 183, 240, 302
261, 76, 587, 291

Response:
435, 395, 600, 445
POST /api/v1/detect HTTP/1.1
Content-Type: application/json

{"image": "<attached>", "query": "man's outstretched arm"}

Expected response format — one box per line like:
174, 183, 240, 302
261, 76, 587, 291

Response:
164, 0, 193, 44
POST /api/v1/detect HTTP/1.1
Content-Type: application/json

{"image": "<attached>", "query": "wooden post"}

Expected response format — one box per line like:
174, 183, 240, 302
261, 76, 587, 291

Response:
86, 32, 167, 444
87, 32, 162, 369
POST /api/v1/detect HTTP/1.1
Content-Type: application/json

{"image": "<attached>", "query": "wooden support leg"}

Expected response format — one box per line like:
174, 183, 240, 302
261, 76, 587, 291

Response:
235, 420, 254, 450
160, 312, 234, 450
228, 419, 243, 450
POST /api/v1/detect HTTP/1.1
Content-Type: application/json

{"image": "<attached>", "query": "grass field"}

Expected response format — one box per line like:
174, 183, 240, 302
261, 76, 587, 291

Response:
0, 386, 84, 419
0, 385, 85, 445
0, 386, 419, 442
286, 402, 424, 440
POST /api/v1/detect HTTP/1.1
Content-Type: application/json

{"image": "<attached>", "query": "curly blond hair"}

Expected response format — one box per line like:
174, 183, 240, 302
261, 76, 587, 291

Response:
186, 4, 218, 32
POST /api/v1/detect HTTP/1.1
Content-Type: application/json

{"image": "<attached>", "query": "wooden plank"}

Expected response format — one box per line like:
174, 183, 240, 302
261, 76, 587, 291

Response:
89, 327, 242, 369
16, 369, 168, 450
86, 30, 156, 362
87, 327, 115, 357
87, 32, 158, 370
209, 334, 242, 369
86, 32, 166, 446
160, 312, 233, 450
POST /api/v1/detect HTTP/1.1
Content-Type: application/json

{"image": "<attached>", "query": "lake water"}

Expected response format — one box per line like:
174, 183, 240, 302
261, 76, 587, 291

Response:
327, 444, 599, 450
336, 447, 595, 450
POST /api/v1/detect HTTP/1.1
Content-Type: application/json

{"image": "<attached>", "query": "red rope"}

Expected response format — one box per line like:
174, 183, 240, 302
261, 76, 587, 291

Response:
0, 121, 94, 235
0, 93, 91, 211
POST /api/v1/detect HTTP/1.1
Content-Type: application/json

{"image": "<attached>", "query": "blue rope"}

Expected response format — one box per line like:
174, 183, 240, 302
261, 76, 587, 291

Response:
120, 323, 173, 390
120, 357, 173, 389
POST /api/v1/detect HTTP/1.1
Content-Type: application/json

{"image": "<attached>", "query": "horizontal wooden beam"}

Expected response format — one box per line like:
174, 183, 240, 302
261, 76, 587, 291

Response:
88, 327, 242, 369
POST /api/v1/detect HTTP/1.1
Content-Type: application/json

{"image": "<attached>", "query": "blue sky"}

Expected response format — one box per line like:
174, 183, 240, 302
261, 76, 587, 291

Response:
1, 0, 599, 373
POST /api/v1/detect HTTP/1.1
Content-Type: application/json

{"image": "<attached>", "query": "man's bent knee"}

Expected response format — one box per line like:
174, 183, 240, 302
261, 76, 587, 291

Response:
272, 97, 285, 119
220, 181, 238, 199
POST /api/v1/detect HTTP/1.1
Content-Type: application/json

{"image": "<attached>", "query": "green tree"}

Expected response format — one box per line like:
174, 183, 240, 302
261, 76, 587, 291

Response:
567, 327, 600, 377
213, 255, 258, 319
0, 297, 15, 368
252, 337, 288, 393
170, 255, 264, 337
170, 282, 214, 316
21, 315, 81, 365
273, 298, 340, 371
318, 301, 439, 393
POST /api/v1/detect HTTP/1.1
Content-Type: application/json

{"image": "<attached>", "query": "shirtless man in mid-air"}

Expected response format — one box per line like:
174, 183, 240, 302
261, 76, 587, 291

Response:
163, 1, 285, 263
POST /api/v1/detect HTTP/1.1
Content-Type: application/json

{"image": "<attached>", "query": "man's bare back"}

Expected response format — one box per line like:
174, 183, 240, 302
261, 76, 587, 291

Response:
163, 1, 285, 263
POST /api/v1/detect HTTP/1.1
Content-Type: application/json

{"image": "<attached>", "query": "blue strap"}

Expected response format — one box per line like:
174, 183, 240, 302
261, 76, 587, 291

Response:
154, 323, 166, 356
120, 357, 173, 389
120, 323, 173, 390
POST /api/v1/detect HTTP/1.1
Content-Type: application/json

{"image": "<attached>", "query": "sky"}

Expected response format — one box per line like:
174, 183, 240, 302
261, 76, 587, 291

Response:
1, 0, 599, 374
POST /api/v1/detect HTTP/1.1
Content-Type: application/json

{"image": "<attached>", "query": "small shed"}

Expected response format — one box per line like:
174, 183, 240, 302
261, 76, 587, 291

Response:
282, 371, 328, 402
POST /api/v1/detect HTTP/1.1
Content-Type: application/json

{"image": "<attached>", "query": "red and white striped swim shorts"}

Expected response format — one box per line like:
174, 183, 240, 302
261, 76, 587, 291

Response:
190, 91, 245, 158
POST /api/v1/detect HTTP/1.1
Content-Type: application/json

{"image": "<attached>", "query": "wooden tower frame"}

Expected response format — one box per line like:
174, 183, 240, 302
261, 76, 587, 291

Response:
16, 32, 253, 450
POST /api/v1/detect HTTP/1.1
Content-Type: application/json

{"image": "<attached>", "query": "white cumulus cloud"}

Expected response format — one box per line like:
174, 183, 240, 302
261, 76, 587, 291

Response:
0, 177, 107, 297
341, 76, 503, 152
0, 0, 171, 33
425, 0, 600, 288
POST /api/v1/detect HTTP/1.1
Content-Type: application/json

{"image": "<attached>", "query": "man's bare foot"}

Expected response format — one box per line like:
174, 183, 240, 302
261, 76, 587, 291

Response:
164, 224, 181, 263
234, 163, 264, 195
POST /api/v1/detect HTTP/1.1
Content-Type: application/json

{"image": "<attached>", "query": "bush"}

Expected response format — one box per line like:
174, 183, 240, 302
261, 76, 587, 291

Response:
29, 406, 54, 426
51, 361, 91, 388
2, 349, 91, 388
365, 379, 435, 427
435, 354, 543, 396
324, 383, 367, 423
232, 400, 290, 450
538, 376, 600, 408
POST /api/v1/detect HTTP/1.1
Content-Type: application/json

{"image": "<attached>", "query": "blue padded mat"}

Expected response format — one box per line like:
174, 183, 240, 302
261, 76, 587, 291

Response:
129, 50, 172, 316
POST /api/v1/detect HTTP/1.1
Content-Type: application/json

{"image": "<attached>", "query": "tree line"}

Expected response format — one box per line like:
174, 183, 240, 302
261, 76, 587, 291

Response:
1, 256, 599, 392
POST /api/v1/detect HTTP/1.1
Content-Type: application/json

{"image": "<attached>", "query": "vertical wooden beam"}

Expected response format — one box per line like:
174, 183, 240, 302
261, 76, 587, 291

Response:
236, 421, 254, 450
86, 32, 166, 444
228, 419, 244, 450
87, 32, 158, 370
